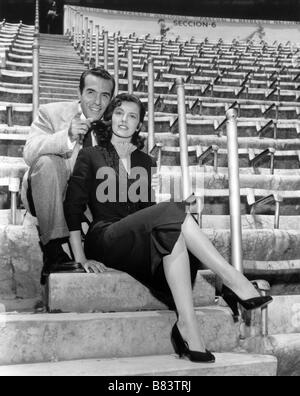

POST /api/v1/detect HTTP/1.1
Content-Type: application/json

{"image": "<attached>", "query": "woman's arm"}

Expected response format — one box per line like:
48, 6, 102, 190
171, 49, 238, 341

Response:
70, 230, 87, 264
64, 148, 108, 273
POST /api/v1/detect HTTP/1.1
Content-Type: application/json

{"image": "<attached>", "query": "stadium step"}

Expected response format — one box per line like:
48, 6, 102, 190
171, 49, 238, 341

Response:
2, 223, 300, 303
0, 353, 278, 376
47, 270, 215, 313
0, 307, 239, 365
242, 334, 300, 376
38, 34, 86, 103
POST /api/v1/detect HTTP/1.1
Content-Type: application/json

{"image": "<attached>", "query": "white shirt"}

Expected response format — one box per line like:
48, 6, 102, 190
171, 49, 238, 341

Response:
67, 104, 98, 173
67, 104, 98, 150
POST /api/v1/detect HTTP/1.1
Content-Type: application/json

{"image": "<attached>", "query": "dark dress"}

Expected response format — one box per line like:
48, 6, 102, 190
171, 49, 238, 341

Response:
64, 143, 199, 307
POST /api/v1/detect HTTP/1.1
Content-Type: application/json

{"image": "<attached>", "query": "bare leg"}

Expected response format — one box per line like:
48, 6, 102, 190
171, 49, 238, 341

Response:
163, 234, 206, 352
182, 214, 260, 300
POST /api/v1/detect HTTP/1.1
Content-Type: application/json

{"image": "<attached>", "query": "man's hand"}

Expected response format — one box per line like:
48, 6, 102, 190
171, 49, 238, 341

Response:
82, 260, 108, 273
68, 113, 92, 144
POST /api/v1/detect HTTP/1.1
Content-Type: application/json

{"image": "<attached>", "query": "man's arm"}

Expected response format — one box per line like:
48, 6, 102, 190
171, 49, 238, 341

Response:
23, 105, 72, 167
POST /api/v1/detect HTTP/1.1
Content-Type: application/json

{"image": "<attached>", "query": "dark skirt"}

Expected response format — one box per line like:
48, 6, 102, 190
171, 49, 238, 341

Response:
84, 202, 200, 307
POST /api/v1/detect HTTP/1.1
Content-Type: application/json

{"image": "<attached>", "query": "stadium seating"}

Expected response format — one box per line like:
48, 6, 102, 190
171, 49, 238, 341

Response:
2, 10, 300, 375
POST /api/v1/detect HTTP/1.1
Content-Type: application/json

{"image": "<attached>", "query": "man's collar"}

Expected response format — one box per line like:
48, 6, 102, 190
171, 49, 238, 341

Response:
78, 103, 86, 121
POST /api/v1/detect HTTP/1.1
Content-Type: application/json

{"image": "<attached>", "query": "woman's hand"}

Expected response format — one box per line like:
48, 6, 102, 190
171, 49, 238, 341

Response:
82, 260, 108, 273
151, 173, 161, 191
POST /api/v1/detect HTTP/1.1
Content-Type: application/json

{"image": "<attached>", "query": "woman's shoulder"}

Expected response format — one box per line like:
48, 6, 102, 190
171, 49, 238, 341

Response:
135, 149, 156, 166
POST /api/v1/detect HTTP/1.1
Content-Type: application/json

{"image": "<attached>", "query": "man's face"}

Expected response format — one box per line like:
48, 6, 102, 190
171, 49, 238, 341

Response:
79, 74, 113, 121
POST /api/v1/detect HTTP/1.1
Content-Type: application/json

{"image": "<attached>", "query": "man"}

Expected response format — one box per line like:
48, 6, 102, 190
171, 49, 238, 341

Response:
21, 67, 115, 284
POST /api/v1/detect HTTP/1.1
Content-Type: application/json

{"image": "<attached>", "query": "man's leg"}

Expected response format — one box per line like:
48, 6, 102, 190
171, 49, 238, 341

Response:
30, 155, 69, 245
28, 155, 79, 283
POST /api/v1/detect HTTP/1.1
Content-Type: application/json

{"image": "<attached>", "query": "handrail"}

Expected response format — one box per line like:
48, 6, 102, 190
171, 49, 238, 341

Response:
176, 78, 192, 200
88, 20, 93, 67
226, 109, 243, 273
104, 31, 109, 70
249, 148, 276, 175
32, 0, 40, 120
95, 25, 99, 67
127, 46, 134, 94
147, 56, 155, 153
114, 37, 119, 94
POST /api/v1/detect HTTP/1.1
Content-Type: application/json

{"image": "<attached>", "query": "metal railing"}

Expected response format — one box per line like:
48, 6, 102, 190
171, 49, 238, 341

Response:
226, 109, 244, 273
32, 0, 40, 121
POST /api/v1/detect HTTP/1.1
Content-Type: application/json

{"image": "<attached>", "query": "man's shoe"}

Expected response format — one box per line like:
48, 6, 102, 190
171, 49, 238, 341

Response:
40, 252, 85, 285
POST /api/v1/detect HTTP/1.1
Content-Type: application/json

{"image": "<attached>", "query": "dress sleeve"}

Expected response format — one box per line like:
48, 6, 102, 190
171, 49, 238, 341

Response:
64, 148, 93, 231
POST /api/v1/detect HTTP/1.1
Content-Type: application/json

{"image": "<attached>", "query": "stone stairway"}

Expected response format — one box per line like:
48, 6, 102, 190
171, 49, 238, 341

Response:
39, 34, 87, 104
0, 270, 278, 376
2, 24, 300, 375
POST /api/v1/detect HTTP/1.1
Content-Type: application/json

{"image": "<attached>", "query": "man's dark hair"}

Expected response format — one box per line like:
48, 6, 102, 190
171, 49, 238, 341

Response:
79, 67, 115, 97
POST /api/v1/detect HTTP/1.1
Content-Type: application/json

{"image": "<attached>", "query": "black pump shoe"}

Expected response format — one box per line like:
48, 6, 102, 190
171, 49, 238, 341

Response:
222, 285, 273, 317
171, 323, 215, 363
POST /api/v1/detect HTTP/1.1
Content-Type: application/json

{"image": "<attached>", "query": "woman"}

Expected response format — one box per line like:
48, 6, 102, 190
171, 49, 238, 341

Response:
64, 93, 272, 363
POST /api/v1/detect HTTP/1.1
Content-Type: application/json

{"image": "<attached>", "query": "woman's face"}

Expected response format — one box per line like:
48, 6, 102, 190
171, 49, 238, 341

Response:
112, 101, 141, 139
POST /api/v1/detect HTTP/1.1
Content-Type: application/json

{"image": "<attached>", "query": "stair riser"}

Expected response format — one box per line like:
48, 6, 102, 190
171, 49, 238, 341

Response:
0, 76, 32, 84
0, 354, 278, 376
2, 225, 300, 302
0, 91, 32, 103
47, 271, 216, 313
0, 308, 238, 365
0, 111, 32, 126
0, 141, 24, 157
242, 335, 300, 376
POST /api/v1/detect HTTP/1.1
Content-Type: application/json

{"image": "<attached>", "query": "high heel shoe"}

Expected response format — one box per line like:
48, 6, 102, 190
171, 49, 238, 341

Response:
222, 285, 273, 317
171, 323, 215, 363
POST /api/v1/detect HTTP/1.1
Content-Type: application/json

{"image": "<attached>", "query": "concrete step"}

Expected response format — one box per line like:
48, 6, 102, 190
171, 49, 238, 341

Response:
147, 132, 300, 150
0, 103, 32, 126
0, 353, 278, 376
0, 87, 31, 103
47, 270, 215, 313
0, 307, 238, 365
6, 61, 32, 72
267, 295, 300, 335
2, 224, 300, 303
160, 168, 300, 190
243, 334, 300, 376
0, 69, 32, 84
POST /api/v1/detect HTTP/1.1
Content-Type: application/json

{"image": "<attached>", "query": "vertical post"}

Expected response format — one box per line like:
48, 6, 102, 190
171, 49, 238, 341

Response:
33, 0, 39, 121
6, 105, 13, 127
75, 12, 80, 47
226, 109, 243, 273
114, 37, 119, 94
79, 14, 84, 48
89, 20, 94, 66
33, 35, 40, 121
9, 174, 20, 225
127, 46, 134, 94
104, 31, 108, 70
95, 25, 100, 67
64, 5, 68, 35
176, 78, 192, 200
66, 6, 71, 35
84, 17, 89, 55
147, 56, 155, 153
35, 0, 39, 36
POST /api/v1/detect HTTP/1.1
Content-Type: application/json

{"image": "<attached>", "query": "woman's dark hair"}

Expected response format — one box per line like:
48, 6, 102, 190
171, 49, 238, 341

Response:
93, 93, 146, 150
